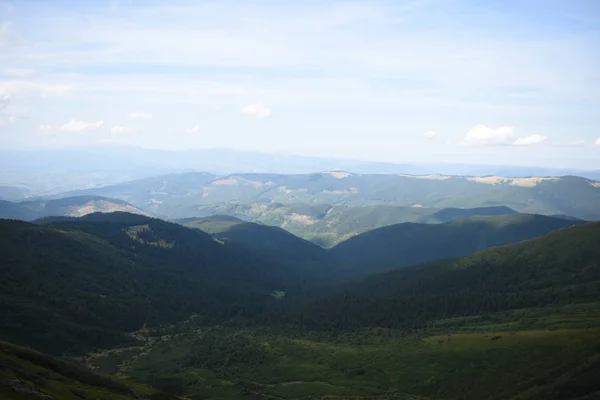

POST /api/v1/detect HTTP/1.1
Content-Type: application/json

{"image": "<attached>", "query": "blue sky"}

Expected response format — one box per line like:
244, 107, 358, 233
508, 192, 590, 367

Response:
0, 0, 599, 168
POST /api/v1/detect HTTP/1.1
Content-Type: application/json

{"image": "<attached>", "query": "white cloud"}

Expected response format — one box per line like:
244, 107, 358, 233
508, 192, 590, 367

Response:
1, 2, 597, 166
241, 101, 272, 118
514, 134, 547, 146
40, 119, 104, 134
128, 111, 153, 120
595, 138, 600, 147
462, 125, 548, 146
186, 125, 200, 134
1, 69, 35, 78
60, 119, 104, 132
462, 124, 515, 146
422, 130, 436, 139
111, 125, 137, 134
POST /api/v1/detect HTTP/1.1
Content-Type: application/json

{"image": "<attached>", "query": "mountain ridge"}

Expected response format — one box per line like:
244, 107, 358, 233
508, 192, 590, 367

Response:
301, 221, 600, 330
329, 213, 586, 269
0, 196, 147, 221
45, 172, 600, 223
0, 213, 318, 355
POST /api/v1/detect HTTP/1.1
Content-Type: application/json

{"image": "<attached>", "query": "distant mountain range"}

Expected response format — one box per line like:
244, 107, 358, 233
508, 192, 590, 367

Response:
2, 148, 599, 196
0, 196, 146, 221
3, 171, 598, 247
54, 171, 600, 225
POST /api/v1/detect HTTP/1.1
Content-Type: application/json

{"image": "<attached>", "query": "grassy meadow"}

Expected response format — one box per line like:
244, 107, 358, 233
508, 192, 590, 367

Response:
80, 302, 600, 400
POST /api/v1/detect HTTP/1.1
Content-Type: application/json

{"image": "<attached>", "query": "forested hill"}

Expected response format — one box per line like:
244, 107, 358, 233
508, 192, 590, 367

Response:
181, 215, 331, 263
301, 222, 600, 329
330, 213, 585, 267
0, 213, 321, 355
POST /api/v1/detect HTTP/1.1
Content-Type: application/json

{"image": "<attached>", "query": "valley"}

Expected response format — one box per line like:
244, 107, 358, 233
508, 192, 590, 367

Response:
77, 302, 600, 400
1, 204, 599, 399
3, 3, 599, 399
3, 171, 599, 247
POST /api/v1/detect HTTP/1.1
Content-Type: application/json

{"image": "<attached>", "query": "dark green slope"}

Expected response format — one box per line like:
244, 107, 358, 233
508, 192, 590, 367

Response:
182, 215, 331, 263
304, 204, 518, 246
194, 203, 520, 247
330, 213, 585, 268
302, 222, 600, 329
0, 213, 312, 355
0, 340, 173, 400
179, 214, 247, 233
430, 205, 516, 222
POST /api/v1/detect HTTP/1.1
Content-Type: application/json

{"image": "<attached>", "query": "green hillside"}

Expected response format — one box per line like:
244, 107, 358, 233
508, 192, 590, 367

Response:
303, 205, 518, 247
0, 213, 320, 355
330, 214, 585, 270
190, 203, 519, 247
0, 340, 173, 400
181, 215, 331, 263
1, 213, 599, 400
85, 304, 600, 400
60, 221, 600, 400
178, 214, 247, 233
305, 222, 600, 329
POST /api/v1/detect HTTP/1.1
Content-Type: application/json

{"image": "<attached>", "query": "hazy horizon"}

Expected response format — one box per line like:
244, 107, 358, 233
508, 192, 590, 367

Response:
1, 0, 599, 169
2, 145, 600, 171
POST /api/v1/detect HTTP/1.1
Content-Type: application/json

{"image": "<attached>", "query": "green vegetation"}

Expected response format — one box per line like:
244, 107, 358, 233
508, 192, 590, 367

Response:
330, 213, 584, 267
81, 303, 600, 400
1, 211, 599, 399
181, 215, 331, 263
307, 222, 600, 329
60, 172, 600, 222
178, 214, 248, 234
0, 340, 174, 400
0, 214, 326, 355
190, 203, 520, 247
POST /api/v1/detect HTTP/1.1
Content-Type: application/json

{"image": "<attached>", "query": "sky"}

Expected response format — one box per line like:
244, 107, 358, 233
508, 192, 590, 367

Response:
0, 0, 599, 168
